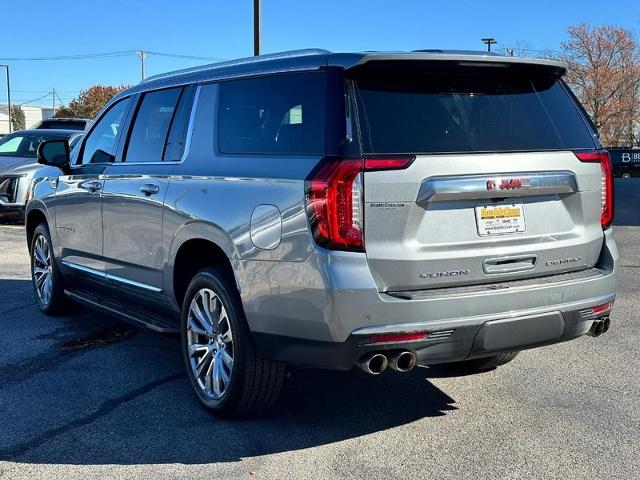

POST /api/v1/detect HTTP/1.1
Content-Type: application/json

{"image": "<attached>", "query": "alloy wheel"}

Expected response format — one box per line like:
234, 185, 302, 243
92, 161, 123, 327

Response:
186, 288, 234, 400
33, 235, 53, 305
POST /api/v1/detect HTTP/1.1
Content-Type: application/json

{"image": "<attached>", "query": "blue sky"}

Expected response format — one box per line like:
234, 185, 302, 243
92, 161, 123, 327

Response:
1, 0, 639, 107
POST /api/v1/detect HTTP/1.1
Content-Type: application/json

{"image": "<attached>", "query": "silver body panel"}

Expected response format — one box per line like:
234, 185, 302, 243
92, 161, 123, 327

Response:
25, 49, 618, 369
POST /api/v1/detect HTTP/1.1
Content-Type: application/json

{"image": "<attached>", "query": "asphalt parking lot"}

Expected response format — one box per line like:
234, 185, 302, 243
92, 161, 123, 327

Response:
0, 180, 639, 480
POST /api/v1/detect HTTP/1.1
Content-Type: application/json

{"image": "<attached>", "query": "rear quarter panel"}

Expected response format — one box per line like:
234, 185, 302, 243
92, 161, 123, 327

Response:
162, 83, 321, 307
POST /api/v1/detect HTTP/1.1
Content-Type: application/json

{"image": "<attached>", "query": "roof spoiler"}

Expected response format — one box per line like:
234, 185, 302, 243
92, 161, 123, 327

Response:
340, 52, 568, 76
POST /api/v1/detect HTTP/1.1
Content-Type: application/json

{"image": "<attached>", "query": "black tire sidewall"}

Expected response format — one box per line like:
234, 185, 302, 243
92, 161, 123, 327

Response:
180, 268, 248, 413
30, 223, 64, 314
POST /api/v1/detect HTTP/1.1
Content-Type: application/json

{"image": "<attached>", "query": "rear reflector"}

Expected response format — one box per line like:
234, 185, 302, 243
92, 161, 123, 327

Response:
575, 150, 614, 229
592, 301, 614, 315
369, 331, 429, 344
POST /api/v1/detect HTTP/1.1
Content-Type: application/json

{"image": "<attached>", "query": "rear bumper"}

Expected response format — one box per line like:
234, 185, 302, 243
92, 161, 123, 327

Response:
254, 293, 615, 369
242, 230, 618, 369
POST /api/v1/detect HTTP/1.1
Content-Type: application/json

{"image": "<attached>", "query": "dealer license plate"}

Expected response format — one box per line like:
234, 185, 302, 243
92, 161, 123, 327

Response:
475, 203, 526, 236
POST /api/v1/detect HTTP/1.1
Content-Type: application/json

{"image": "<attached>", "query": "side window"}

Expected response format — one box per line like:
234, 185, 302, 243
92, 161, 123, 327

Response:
217, 73, 325, 155
125, 87, 182, 163
80, 97, 131, 164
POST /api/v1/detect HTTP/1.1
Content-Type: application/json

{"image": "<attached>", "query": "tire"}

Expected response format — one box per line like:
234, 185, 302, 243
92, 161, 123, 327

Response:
30, 223, 72, 315
440, 352, 519, 373
180, 267, 286, 418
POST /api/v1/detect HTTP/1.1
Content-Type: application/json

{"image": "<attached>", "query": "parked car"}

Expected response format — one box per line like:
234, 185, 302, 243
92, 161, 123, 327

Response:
608, 148, 640, 178
0, 129, 82, 221
27, 49, 618, 417
32, 118, 89, 131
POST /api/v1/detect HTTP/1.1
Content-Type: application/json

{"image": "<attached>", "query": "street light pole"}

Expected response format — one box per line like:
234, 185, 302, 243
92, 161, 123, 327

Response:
253, 0, 261, 56
0, 64, 11, 133
481, 37, 497, 52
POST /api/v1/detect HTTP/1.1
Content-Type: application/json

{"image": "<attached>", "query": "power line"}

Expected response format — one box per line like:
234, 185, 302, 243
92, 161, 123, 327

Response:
0, 50, 225, 62
0, 51, 133, 61
16, 92, 51, 106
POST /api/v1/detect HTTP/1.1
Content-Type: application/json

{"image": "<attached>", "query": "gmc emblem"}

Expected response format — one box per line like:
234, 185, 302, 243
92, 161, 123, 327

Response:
487, 178, 524, 190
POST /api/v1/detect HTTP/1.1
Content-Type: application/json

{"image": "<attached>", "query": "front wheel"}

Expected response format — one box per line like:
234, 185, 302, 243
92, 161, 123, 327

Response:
30, 223, 72, 315
180, 267, 286, 418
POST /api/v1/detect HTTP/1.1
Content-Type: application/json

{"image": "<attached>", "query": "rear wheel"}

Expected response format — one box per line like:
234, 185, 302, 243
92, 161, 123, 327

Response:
180, 267, 286, 417
30, 223, 72, 315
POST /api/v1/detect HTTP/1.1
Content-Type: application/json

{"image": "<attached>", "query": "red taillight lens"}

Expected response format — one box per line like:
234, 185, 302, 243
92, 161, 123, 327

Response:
305, 155, 415, 252
306, 158, 364, 251
364, 155, 415, 172
575, 150, 614, 230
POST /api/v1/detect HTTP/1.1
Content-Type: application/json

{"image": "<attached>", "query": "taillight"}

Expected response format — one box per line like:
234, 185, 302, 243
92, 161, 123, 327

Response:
575, 150, 614, 230
305, 155, 414, 252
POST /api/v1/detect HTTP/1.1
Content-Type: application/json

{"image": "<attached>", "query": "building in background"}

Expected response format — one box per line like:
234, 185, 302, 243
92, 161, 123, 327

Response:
0, 105, 54, 135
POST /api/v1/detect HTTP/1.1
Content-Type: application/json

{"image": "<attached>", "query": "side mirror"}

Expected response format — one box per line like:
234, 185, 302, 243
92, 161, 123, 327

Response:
37, 139, 70, 169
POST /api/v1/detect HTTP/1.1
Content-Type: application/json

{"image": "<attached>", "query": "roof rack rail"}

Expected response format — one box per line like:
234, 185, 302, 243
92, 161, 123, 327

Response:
141, 48, 332, 84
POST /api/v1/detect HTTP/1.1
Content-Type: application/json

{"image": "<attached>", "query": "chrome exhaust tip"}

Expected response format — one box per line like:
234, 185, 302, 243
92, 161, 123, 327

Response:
587, 318, 609, 337
388, 351, 417, 372
356, 353, 388, 375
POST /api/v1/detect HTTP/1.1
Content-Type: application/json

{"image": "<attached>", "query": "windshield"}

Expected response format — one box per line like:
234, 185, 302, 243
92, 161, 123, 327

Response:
352, 67, 596, 154
0, 132, 70, 159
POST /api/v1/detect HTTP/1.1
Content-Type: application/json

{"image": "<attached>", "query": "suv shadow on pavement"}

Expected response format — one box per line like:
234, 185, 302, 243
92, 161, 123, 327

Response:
0, 279, 457, 465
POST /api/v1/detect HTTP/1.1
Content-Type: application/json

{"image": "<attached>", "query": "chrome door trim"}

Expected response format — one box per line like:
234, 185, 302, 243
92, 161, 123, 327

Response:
106, 272, 163, 293
61, 260, 106, 278
417, 171, 578, 204
62, 260, 162, 292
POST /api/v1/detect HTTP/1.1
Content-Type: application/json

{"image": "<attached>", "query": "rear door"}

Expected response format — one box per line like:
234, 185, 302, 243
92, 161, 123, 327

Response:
102, 85, 193, 295
351, 63, 604, 292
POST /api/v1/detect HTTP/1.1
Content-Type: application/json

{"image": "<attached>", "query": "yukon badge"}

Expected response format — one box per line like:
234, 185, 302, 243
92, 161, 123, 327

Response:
487, 178, 525, 191
419, 270, 470, 279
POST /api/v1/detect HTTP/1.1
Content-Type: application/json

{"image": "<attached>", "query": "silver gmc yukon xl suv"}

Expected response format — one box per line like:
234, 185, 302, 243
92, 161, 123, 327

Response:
26, 49, 618, 417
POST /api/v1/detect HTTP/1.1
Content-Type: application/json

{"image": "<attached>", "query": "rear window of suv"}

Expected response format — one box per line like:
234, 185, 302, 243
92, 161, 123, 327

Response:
352, 67, 596, 154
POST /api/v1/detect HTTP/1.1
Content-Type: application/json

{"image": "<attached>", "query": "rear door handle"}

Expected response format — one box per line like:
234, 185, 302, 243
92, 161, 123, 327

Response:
140, 184, 160, 196
84, 180, 102, 193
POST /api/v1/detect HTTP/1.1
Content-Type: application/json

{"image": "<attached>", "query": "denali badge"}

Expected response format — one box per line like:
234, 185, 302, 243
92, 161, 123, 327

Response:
487, 178, 525, 191
419, 270, 470, 279
546, 257, 581, 266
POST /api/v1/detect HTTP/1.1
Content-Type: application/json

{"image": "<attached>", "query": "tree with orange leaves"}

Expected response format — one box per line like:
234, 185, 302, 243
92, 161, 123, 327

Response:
560, 23, 640, 147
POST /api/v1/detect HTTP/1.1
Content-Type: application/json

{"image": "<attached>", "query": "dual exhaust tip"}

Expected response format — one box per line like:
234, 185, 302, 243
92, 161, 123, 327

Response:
587, 316, 611, 337
357, 351, 417, 375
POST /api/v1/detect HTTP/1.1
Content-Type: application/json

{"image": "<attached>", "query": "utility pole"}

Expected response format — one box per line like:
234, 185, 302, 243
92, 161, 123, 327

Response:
481, 37, 497, 52
253, 0, 261, 56
0, 64, 11, 133
52, 88, 56, 116
135, 50, 147, 80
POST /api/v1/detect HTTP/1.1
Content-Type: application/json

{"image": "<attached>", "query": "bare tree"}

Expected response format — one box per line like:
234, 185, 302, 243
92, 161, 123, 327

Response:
559, 23, 640, 147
